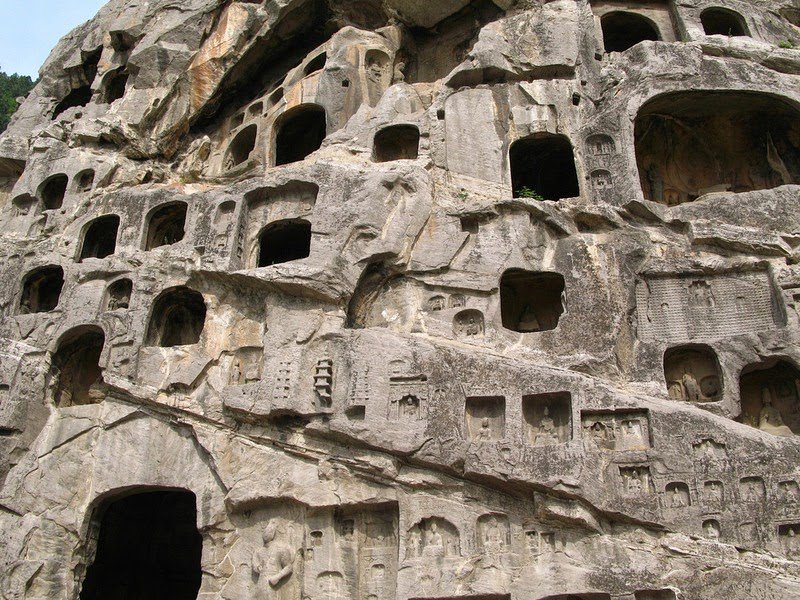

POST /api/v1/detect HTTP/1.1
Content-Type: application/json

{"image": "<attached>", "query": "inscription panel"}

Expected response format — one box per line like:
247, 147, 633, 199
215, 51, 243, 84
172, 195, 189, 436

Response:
636, 271, 782, 341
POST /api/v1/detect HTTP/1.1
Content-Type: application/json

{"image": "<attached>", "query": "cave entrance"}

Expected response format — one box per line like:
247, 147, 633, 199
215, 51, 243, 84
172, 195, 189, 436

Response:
80, 490, 203, 600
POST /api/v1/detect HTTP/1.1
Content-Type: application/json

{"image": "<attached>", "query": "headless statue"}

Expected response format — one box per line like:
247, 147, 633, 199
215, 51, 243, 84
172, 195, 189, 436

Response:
252, 521, 293, 599
759, 387, 794, 437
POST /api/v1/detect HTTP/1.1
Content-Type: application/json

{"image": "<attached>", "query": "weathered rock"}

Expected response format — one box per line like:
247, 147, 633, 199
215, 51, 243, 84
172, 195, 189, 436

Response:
2, 0, 800, 598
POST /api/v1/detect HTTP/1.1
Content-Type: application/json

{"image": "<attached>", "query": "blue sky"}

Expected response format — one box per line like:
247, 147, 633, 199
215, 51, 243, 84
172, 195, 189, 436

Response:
0, 0, 108, 78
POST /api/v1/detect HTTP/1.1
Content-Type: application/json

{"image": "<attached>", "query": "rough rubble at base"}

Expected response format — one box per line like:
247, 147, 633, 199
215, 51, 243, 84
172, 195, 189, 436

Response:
1, 0, 800, 598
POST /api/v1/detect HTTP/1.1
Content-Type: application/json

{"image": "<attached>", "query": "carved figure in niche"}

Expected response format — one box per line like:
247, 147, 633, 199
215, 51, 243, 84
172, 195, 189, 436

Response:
449, 294, 466, 309
393, 61, 406, 83
252, 521, 294, 599
592, 170, 612, 190
425, 522, 444, 556
704, 519, 720, 540
588, 134, 615, 155
758, 387, 793, 437
781, 525, 800, 557
590, 421, 610, 442
666, 483, 690, 508
477, 417, 492, 441
621, 467, 651, 496
740, 360, 800, 435
665, 346, 722, 403
466, 396, 505, 441
705, 481, 724, 506
454, 309, 484, 338
780, 481, 800, 503
689, 280, 715, 308
740, 477, 766, 503
407, 518, 459, 560
517, 304, 541, 332
427, 296, 445, 311
478, 514, 509, 557
536, 406, 558, 445
316, 571, 345, 600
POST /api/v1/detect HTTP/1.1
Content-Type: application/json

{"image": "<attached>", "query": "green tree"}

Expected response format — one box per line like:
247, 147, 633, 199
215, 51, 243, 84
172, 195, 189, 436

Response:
0, 68, 36, 133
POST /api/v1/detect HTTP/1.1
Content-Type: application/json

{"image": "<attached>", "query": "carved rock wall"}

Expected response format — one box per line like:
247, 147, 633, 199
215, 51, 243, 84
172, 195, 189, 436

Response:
1, 0, 800, 598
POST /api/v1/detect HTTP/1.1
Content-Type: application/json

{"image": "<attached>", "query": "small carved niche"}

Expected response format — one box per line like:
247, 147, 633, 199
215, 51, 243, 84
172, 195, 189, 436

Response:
664, 345, 722, 403
582, 409, 650, 451
75, 169, 95, 193
38, 173, 69, 210
427, 295, 446, 311
144, 202, 187, 250
523, 528, 556, 559
500, 269, 565, 333
20, 265, 64, 314
703, 480, 724, 507
739, 476, 766, 503
664, 482, 691, 508
703, 518, 721, 539
465, 396, 505, 441
373, 125, 420, 162
364, 49, 392, 106
523, 392, 571, 445
586, 133, 616, 155
105, 278, 132, 311
405, 517, 460, 559
779, 523, 800, 557
692, 438, 727, 463
229, 347, 263, 385
212, 200, 236, 251
52, 326, 105, 407
313, 358, 333, 408
476, 513, 510, 553
779, 480, 800, 504
225, 124, 258, 169
619, 466, 654, 496
453, 309, 484, 338
738, 521, 757, 543
738, 359, 800, 437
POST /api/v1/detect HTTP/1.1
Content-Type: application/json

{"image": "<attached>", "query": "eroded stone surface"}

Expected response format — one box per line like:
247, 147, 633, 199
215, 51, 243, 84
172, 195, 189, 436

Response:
1, 0, 800, 598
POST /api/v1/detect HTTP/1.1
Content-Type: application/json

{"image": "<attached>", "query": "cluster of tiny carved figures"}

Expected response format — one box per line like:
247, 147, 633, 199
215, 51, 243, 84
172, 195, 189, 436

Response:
2, 0, 800, 598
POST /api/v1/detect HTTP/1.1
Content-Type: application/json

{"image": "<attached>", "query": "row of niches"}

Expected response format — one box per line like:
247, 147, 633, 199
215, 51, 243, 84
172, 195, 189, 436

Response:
216, 89, 800, 205
10, 169, 95, 215
592, 3, 756, 54
667, 349, 800, 438
219, 103, 420, 172
76, 490, 679, 600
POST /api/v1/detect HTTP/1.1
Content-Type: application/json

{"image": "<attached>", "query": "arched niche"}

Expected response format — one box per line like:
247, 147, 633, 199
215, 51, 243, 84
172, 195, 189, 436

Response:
38, 173, 69, 210
105, 278, 132, 310
20, 265, 64, 314
509, 134, 579, 200
635, 92, 800, 204
304, 52, 327, 76
373, 125, 420, 162
103, 68, 129, 104
79, 489, 202, 599
738, 359, 800, 437
256, 219, 311, 267
274, 104, 326, 166
52, 325, 105, 407
406, 517, 461, 559
225, 124, 258, 169
500, 269, 565, 333
145, 286, 207, 347
701, 8, 748, 36
663, 344, 723, 403
601, 12, 660, 52
79, 215, 120, 261
144, 202, 187, 250
74, 169, 95, 193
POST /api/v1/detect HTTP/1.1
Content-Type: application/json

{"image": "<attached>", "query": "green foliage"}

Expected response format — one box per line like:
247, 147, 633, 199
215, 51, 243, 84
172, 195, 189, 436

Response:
0, 69, 36, 133
779, 40, 797, 49
457, 189, 469, 201
516, 186, 545, 201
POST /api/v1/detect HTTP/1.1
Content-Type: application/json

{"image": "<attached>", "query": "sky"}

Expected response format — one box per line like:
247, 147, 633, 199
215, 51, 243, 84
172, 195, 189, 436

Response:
0, 0, 108, 78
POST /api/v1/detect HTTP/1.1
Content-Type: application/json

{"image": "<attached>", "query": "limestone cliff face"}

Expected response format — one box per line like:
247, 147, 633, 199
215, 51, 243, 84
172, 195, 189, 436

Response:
1, 0, 800, 598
